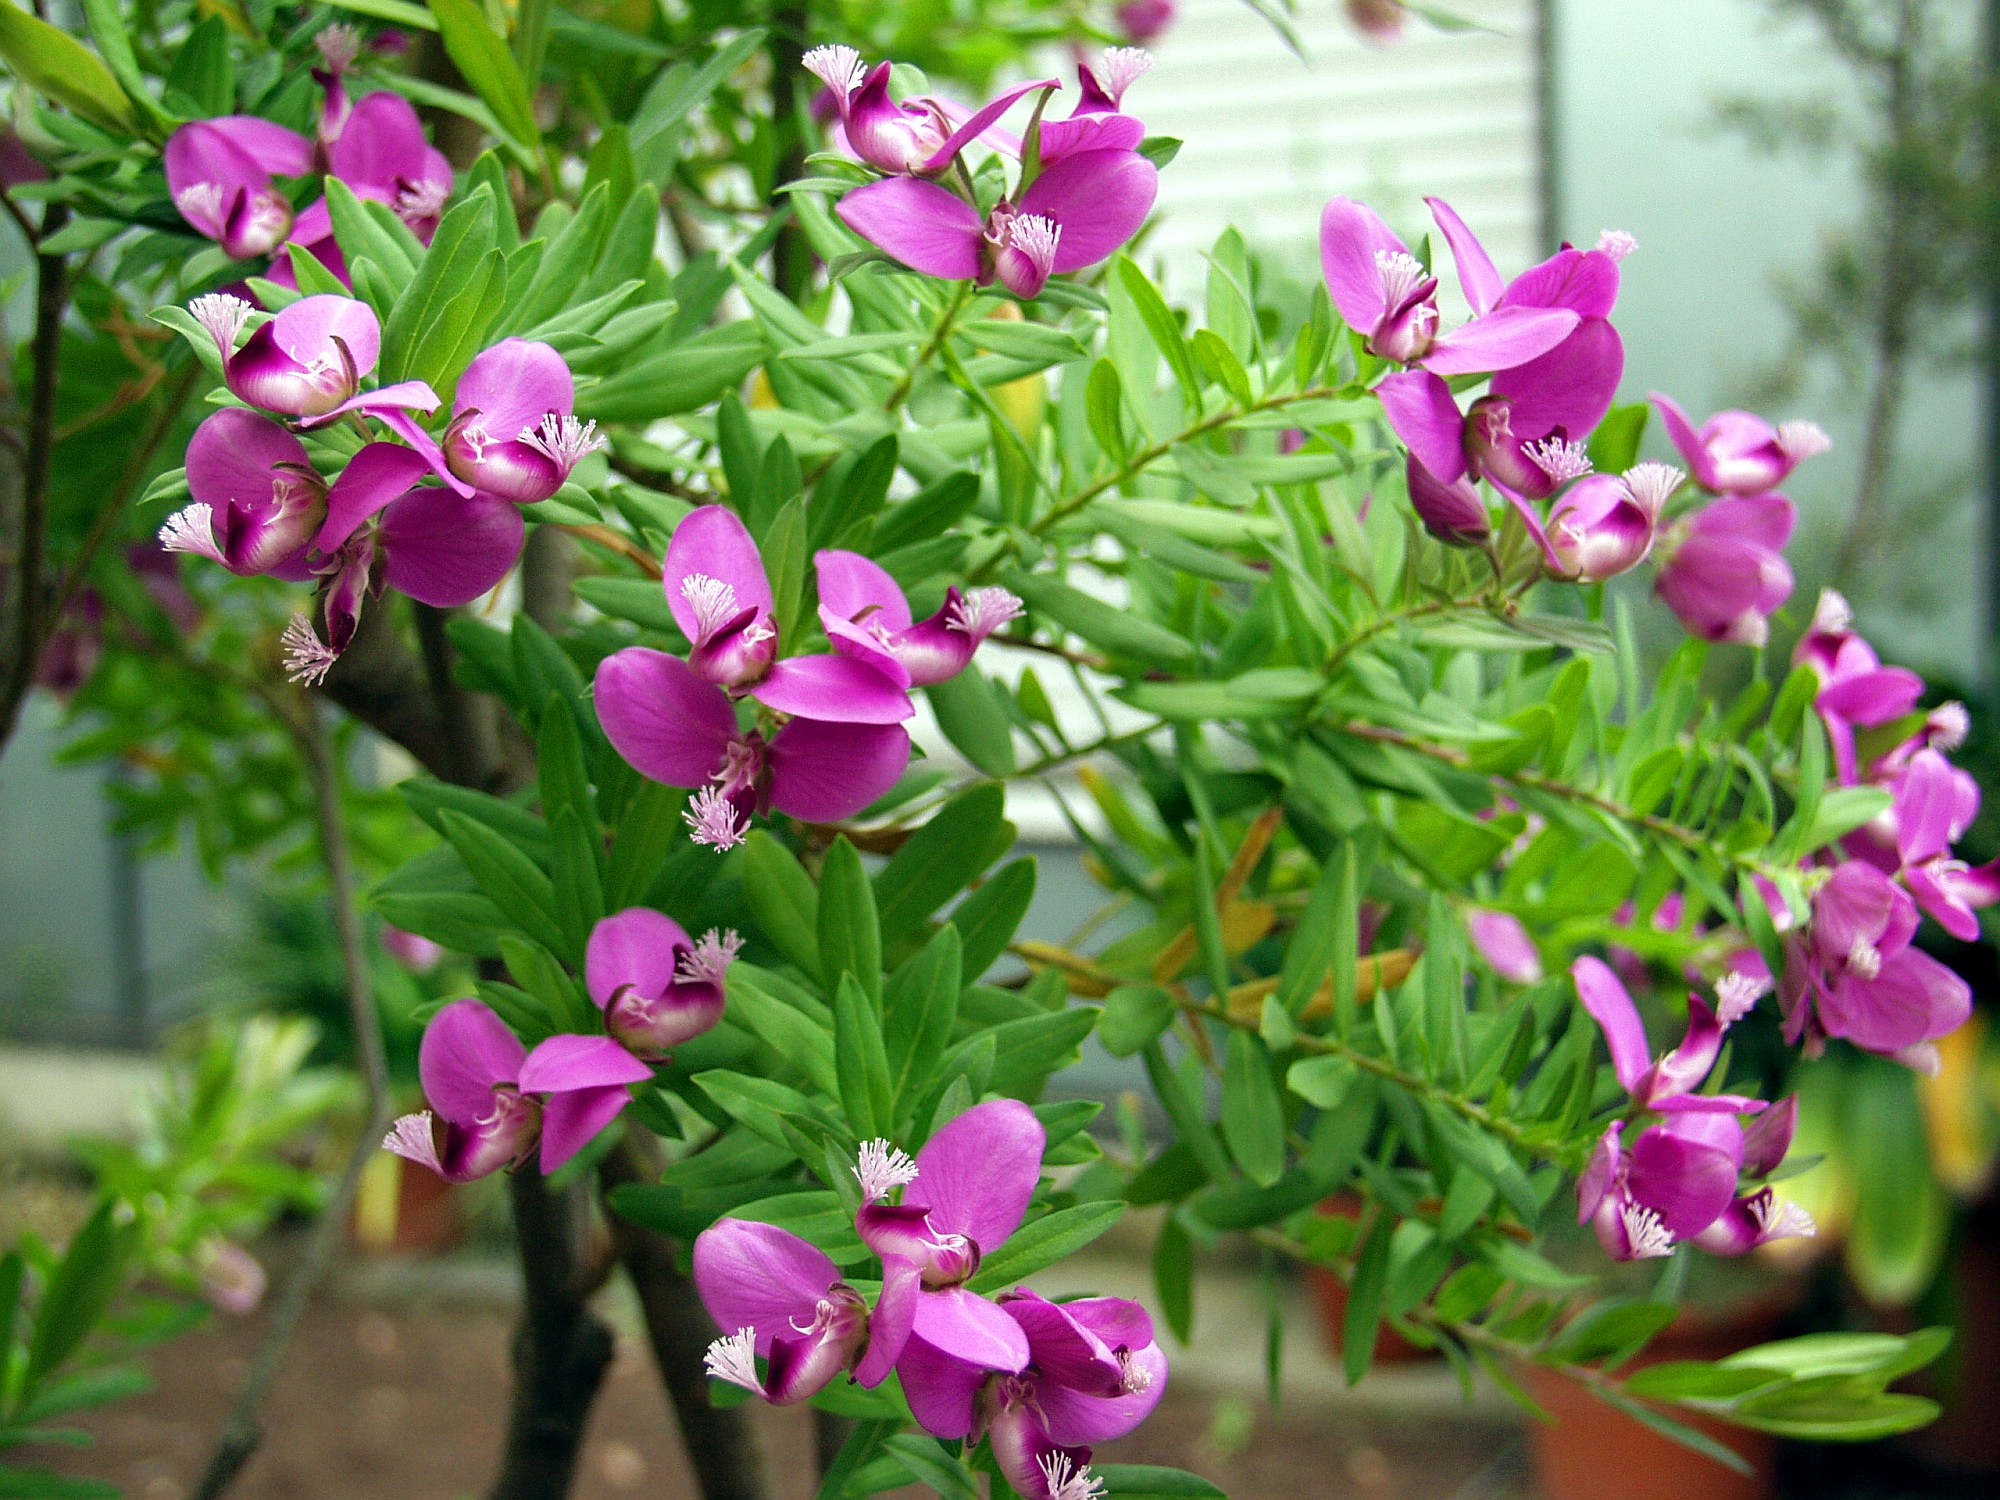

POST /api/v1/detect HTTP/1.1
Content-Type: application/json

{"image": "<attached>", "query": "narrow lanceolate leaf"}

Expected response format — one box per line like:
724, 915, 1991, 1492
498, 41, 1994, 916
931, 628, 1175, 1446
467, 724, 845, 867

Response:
430, 0, 539, 146
438, 810, 568, 959
380, 186, 499, 386
1342, 1211, 1394, 1386
0, 4, 140, 134
741, 832, 820, 978
873, 783, 1007, 943
834, 974, 894, 1138
1221, 1030, 1287, 1187
944, 856, 1036, 979
968, 1202, 1126, 1294
817, 837, 880, 1006
26, 1202, 133, 1388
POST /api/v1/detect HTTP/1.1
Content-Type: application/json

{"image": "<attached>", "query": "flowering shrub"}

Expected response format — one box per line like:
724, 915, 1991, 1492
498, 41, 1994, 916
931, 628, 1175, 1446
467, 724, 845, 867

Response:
0, 3, 1981, 1498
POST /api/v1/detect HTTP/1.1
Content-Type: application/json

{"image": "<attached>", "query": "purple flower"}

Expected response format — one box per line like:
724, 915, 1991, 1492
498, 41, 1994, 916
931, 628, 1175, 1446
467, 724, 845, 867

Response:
382, 925, 444, 973
277, 440, 524, 683
1403, 453, 1491, 546
585, 908, 739, 1060
1651, 394, 1830, 495
804, 46, 1055, 177
837, 148, 1157, 300
276, 90, 454, 289
848, 1101, 1047, 1376
1345, 0, 1408, 40
1792, 590, 1927, 784
1578, 1114, 1749, 1261
1038, 49, 1154, 166
1653, 492, 1795, 645
1872, 750, 2000, 941
1538, 463, 1680, 583
383, 998, 652, 1180
157, 409, 326, 579
694, 1219, 896, 1404
33, 590, 101, 698
594, 649, 911, 851
1467, 909, 1540, 983
899, 1288, 1166, 1500
1116, 0, 1177, 44
815, 549, 1021, 687
1320, 196, 1579, 372
165, 117, 312, 261
1781, 861, 1972, 1068
1573, 956, 1768, 1115
186, 292, 439, 424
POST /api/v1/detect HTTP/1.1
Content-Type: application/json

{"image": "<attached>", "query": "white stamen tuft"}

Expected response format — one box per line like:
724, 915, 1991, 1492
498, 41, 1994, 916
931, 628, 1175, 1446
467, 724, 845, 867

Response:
174, 182, 227, 230
158, 503, 226, 564
1116, 1350, 1154, 1395
1927, 702, 1970, 752
394, 178, 450, 228
1846, 937, 1882, 981
676, 928, 743, 988
947, 586, 1024, 641
383, 1112, 443, 1173
315, 23, 363, 72
1622, 461, 1685, 516
1715, 972, 1768, 1026
517, 413, 606, 475
679, 573, 743, 641
1752, 1194, 1816, 1243
1006, 213, 1062, 279
1039, 1453, 1107, 1500
802, 44, 868, 98
1776, 420, 1832, 463
280, 615, 340, 687
853, 1139, 919, 1203
1813, 589, 1853, 635
1373, 248, 1428, 309
189, 293, 255, 355
1595, 230, 1638, 262
684, 785, 747, 851
704, 1329, 764, 1394
1524, 437, 1592, 485
1721, 610, 1771, 648
1096, 47, 1155, 105
1620, 1202, 1676, 1260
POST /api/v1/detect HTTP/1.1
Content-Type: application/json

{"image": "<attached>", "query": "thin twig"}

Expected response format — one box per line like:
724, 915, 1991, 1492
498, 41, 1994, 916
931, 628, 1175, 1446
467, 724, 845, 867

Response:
193, 703, 392, 1500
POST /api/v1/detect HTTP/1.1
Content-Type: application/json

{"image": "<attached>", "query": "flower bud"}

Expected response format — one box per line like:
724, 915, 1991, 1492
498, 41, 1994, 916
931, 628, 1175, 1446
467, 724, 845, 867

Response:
1405, 454, 1490, 546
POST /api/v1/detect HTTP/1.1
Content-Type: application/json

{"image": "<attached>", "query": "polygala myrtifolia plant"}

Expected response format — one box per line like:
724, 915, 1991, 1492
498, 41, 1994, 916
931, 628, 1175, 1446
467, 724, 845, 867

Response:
0, 2, 1985, 1498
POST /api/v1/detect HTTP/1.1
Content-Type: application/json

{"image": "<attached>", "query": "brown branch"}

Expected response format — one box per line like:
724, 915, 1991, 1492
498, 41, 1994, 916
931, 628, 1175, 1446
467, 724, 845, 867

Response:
192, 703, 394, 1500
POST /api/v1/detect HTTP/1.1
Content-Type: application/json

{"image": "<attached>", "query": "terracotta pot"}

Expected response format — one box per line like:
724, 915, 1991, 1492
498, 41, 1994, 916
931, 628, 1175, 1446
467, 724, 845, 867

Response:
1306, 1196, 1433, 1364
350, 1148, 464, 1254
1522, 1305, 1788, 1500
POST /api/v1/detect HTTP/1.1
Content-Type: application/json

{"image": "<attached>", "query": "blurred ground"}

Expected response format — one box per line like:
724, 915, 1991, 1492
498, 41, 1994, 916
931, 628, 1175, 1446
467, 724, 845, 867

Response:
42, 1240, 1531, 1500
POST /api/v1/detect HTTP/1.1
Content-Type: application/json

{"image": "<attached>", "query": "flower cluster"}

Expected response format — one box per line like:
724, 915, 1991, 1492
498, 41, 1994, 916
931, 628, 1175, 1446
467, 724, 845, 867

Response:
166, 24, 449, 282
593, 507, 1021, 848
158, 293, 602, 682
819, 46, 1160, 300
1778, 591, 1989, 1070
385, 909, 739, 1180
695, 1102, 1165, 1500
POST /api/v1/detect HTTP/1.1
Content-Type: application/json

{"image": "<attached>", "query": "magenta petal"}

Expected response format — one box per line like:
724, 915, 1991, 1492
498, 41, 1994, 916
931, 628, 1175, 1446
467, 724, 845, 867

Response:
329, 90, 430, 191
537, 1084, 632, 1172
221, 116, 314, 176
693, 1220, 841, 1356
752, 654, 914, 725
1001, 1292, 1123, 1394
821, 612, 915, 688
419, 999, 526, 1125
586, 907, 696, 1010
1627, 1114, 1742, 1238
1467, 909, 1541, 983
302, 379, 444, 430
595, 648, 740, 790
1376, 370, 1467, 484
921, 78, 1059, 171
519, 1034, 654, 1094
910, 1287, 1031, 1372
1423, 197, 1503, 316
1649, 393, 1714, 486
1491, 318, 1624, 438
765, 719, 911, 823
837, 177, 984, 280
1822, 949, 1972, 1055
456, 338, 574, 436
166, 120, 270, 203
1318, 196, 1405, 331
665, 506, 773, 642
910, 1098, 1045, 1253
186, 408, 309, 508
814, 549, 912, 629
1501, 247, 1620, 320
896, 1333, 989, 1439
1817, 667, 1925, 728
273, 294, 382, 379
1894, 750, 1961, 866
855, 1255, 920, 1388
1421, 306, 1578, 377
1038, 112, 1145, 164
1018, 149, 1158, 273
316, 443, 435, 553
1037, 1350, 1168, 1444
1572, 956, 1651, 1094
372, 408, 472, 496
378, 488, 524, 607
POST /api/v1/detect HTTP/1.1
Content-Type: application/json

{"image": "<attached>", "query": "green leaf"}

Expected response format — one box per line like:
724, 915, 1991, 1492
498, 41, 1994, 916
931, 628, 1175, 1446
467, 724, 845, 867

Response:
817, 837, 880, 1006
0, 1469, 121, 1499
1092, 1465, 1227, 1499
1342, 1212, 1393, 1385
325, 178, 422, 286
1286, 1053, 1358, 1110
1115, 256, 1202, 413
741, 832, 820, 978
985, 1008, 1099, 1099
162, 16, 233, 117
1277, 852, 1346, 1017
1221, 1031, 1286, 1187
26, 1202, 131, 1388
573, 575, 680, 634
883, 925, 962, 1114
834, 975, 894, 1138
926, 670, 1017, 777
1545, 1299, 1678, 1365
763, 494, 810, 652
1006, 572, 1192, 664
438, 810, 568, 958
1728, 1387, 1940, 1442
879, 1436, 979, 1500
1587, 401, 1649, 475
1098, 984, 1177, 1058
1153, 1215, 1194, 1343
380, 187, 502, 393
431, 0, 539, 146
0, 3, 140, 134
969, 1203, 1125, 1294
873, 784, 1006, 943
726, 966, 836, 1095
945, 857, 1036, 979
